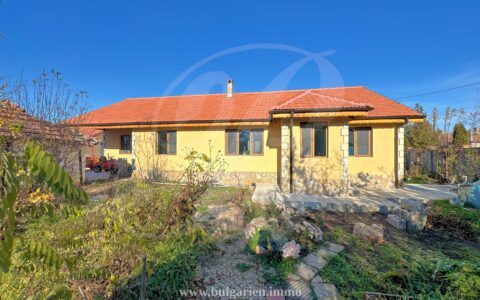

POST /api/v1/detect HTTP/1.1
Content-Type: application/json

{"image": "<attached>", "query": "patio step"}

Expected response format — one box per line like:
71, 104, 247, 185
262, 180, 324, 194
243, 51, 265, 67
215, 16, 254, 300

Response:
251, 184, 280, 205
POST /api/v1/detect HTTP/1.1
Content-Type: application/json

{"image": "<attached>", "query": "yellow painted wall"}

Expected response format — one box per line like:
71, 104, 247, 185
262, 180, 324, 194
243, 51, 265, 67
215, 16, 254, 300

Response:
290, 117, 346, 193
103, 124, 281, 182
104, 129, 133, 161
102, 120, 397, 188
289, 118, 397, 193
348, 125, 396, 179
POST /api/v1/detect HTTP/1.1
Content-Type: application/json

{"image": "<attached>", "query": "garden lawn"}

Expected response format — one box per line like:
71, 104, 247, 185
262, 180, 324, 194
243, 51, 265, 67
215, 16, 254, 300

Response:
320, 202, 480, 300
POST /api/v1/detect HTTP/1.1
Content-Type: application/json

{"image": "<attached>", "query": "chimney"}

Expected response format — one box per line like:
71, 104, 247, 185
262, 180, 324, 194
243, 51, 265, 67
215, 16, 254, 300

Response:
226, 79, 233, 98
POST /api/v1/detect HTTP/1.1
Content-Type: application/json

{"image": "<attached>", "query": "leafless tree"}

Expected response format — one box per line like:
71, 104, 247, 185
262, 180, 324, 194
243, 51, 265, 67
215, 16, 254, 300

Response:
6, 70, 91, 174
443, 107, 467, 145
467, 91, 480, 129
134, 131, 169, 180
0, 81, 7, 101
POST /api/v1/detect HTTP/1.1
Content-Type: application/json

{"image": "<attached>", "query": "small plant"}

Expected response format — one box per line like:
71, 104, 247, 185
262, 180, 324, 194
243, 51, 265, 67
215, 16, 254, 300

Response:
164, 147, 226, 230
235, 262, 253, 272
257, 255, 298, 287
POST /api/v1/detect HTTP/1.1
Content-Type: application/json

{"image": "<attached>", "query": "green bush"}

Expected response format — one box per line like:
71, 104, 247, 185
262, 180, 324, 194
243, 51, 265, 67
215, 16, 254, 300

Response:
404, 175, 430, 184
1, 183, 211, 299
235, 262, 253, 272
244, 201, 280, 223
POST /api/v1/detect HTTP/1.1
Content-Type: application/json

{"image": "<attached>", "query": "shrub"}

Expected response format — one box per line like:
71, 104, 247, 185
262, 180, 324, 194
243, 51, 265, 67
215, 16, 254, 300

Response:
235, 262, 253, 272
164, 148, 226, 230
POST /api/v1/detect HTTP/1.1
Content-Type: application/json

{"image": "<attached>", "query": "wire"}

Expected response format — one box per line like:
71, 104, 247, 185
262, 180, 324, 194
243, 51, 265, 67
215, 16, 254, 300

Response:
393, 82, 480, 100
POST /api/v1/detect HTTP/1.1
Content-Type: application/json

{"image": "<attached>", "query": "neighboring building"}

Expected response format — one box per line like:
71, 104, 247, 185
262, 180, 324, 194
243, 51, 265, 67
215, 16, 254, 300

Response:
470, 127, 480, 148
0, 100, 96, 183
73, 84, 423, 194
79, 127, 104, 158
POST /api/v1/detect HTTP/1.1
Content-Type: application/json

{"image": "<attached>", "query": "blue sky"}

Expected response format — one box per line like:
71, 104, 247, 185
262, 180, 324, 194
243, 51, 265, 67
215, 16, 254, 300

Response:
1, 0, 479, 123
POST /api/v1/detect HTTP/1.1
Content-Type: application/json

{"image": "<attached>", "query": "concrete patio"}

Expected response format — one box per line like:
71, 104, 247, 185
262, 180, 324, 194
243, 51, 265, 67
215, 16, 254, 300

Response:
252, 183, 457, 213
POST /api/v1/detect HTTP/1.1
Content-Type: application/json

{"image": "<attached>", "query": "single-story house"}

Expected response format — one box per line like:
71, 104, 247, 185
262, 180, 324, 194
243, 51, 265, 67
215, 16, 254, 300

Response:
73, 83, 424, 195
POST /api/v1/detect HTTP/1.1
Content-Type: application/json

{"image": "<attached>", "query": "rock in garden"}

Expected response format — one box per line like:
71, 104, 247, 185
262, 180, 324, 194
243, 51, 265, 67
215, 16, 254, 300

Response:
353, 222, 384, 245
387, 214, 406, 231
255, 245, 268, 255
399, 199, 425, 212
244, 217, 268, 240
393, 207, 423, 222
281, 240, 301, 258
216, 206, 244, 231
293, 219, 323, 241
406, 216, 428, 232
323, 242, 344, 254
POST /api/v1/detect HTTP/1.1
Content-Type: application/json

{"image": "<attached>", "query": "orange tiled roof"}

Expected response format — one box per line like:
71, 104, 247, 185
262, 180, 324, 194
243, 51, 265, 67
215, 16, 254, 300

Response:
75, 86, 423, 126
79, 127, 103, 138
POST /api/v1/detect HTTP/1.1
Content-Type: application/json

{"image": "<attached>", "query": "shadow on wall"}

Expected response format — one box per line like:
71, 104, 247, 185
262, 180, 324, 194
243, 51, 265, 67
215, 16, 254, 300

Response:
290, 144, 395, 195
349, 165, 394, 189
291, 143, 348, 196
134, 132, 174, 181
265, 123, 282, 187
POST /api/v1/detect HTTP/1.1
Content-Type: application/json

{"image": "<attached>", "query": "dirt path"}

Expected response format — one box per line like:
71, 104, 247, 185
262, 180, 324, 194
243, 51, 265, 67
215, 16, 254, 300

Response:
194, 205, 267, 299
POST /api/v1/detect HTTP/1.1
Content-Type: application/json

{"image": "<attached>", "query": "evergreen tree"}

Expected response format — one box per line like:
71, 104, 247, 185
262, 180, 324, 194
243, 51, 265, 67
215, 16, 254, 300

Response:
452, 122, 469, 146
405, 121, 440, 149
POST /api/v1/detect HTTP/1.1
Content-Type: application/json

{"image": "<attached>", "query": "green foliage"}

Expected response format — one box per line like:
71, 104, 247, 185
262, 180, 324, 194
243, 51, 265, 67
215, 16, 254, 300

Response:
404, 175, 430, 184
0, 141, 87, 279
141, 232, 210, 300
45, 285, 73, 300
235, 262, 253, 272
248, 229, 276, 253
405, 121, 440, 149
453, 122, 469, 146
257, 255, 298, 287
1, 178, 213, 298
164, 147, 226, 229
244, 200, 280, 223
414, 103, 425, 115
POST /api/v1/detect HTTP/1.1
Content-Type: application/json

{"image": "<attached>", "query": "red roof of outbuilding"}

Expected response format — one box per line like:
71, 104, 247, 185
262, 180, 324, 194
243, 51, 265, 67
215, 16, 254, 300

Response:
0, 100, 96, 145
75, 86, 423, 126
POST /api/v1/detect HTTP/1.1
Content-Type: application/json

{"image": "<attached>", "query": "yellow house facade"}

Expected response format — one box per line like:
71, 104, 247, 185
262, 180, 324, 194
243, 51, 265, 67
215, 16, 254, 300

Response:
76, 85, 423, 195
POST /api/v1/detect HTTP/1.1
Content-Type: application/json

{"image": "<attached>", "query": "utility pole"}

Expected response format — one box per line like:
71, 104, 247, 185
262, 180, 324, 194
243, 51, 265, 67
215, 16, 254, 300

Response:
432, 108, 438, 132
444, 107, 451, 145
